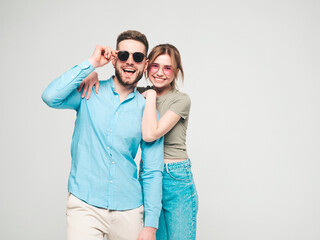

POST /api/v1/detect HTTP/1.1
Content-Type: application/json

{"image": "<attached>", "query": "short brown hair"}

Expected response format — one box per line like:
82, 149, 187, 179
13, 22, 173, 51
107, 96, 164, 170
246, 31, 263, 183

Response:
147, 44, 184, 89
116, 30, 149, 55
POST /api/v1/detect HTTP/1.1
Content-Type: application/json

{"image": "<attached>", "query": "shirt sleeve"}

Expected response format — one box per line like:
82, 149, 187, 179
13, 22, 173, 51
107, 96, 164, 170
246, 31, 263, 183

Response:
41, 59, 95, 110
139, 136, 164, 228
169, 93, 191, 119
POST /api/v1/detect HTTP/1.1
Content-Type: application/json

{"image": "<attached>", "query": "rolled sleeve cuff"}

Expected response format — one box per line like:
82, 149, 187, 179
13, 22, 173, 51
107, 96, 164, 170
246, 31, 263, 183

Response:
144, 215, 159, 229
79, 59, 95, 74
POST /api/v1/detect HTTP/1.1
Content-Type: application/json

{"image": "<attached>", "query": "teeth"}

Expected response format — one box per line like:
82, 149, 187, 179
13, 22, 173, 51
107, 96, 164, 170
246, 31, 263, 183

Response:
124, 69, 135, 73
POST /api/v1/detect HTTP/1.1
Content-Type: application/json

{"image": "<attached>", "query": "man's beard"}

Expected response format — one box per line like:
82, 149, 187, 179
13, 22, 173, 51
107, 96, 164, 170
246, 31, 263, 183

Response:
115, 66, 144, 87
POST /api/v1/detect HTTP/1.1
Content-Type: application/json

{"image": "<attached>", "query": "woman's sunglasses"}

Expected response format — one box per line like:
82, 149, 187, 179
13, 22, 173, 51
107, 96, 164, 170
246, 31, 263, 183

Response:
149, 63, 174, 76
117, 51, 145, 63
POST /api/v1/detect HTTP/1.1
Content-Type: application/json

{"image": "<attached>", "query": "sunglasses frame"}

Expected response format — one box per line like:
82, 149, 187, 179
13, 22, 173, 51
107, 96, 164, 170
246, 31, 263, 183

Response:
149, 63, 174, 76
117, 51, 145, 63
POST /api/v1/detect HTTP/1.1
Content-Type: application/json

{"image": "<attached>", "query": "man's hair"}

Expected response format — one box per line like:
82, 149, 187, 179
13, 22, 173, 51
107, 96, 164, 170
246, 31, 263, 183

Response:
147, 43, 184, 89
116, 30, 149, 54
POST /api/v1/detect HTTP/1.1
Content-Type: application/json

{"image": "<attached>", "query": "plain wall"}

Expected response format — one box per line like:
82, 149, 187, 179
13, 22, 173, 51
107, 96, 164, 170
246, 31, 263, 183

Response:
1, 0, 319, 239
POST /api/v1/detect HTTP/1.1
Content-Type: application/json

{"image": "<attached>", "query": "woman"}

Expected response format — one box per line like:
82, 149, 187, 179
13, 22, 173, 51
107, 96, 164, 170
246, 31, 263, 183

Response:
140, 44, 198, 240
80, 44, 198, 239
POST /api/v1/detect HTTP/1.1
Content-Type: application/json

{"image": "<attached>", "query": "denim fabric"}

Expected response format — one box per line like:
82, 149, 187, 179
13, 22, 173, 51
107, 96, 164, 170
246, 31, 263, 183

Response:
156, 159, 198, 240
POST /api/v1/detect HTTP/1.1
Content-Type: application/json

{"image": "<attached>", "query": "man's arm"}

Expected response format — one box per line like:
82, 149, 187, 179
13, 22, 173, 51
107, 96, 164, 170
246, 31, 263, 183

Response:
41, 60, 95, 110
42, 45, 116, 109
139, 136, 164, 230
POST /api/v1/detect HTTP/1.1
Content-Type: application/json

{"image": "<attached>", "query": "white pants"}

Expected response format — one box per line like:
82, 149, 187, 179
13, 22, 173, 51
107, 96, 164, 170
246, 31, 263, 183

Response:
66, 193, 144, 240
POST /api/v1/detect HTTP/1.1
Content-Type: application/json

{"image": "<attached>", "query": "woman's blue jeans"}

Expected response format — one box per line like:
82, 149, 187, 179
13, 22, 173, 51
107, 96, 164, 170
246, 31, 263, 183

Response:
156, 159, 199, 240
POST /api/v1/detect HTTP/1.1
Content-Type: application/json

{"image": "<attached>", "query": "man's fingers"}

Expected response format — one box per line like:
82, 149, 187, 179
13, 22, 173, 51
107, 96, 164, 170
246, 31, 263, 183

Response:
95, 45, 105, 57
104, 47, 117, 61
90, 45, 116, 67
111, 49, 117, 57
98, 45, 108, 59
103, 46, 112, 60
104, 50, 110, 60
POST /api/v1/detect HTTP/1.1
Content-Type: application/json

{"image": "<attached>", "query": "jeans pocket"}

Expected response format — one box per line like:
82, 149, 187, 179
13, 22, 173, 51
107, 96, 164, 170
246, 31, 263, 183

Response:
167, 166, 191, 182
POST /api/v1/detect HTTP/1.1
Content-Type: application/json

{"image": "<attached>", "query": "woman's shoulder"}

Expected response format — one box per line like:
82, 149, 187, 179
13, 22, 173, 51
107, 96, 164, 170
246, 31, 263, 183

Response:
172, 89, 191, 103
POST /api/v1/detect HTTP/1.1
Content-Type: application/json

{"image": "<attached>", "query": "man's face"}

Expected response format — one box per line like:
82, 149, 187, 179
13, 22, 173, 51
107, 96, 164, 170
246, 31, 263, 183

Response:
113, 39, 148, 87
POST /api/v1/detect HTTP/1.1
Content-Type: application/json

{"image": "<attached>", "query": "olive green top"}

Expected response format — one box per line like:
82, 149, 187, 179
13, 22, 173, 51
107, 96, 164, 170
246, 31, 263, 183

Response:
156, 89, 191, 159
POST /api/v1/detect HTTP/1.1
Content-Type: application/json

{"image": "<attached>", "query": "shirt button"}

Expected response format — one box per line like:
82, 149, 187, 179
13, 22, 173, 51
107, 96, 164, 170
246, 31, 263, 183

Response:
107, 147, 110, 149
110, 180, 113, 183
112, 161, 115, 164
110, 129, 112, 132
115, 112, 118, 115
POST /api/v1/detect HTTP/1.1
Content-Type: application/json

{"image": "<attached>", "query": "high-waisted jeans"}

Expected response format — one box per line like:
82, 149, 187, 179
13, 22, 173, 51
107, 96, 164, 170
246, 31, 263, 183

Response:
156, 159, 199, 240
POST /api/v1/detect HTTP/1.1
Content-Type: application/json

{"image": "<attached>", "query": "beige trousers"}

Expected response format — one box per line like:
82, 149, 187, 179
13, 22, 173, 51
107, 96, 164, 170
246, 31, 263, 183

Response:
66, 194, 144, 240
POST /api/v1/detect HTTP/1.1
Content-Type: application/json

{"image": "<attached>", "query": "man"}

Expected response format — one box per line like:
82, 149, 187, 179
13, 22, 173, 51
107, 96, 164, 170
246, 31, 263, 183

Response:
42, 30, 163, 240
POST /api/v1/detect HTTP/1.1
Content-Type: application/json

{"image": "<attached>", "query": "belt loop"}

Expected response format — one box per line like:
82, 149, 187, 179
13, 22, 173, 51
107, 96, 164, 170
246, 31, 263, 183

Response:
166, 163, 169, 173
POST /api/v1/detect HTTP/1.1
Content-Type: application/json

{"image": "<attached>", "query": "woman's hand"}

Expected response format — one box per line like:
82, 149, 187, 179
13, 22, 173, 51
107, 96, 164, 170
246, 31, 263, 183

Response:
141, 89, 157, 99
78, 71, 99, 99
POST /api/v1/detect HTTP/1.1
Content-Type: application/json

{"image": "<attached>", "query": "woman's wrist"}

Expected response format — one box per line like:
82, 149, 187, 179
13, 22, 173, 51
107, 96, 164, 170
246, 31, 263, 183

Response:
146, 89, 157, 99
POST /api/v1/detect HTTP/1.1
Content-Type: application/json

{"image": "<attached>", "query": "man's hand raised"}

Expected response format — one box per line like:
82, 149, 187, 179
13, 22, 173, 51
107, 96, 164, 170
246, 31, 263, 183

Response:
88, 45, 117, 68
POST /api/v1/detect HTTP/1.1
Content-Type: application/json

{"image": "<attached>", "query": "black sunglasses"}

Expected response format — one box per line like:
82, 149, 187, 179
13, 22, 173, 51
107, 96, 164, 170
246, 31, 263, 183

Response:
117, 51, 145, 63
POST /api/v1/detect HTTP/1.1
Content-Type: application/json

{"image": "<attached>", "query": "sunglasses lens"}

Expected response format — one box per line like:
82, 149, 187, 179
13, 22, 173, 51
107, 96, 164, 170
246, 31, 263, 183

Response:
118, 51, 144, 63
117, 51, 129, 61
133, 52, 145, 63
150, 64, 159, 73
163, 66, 173, 75
149, 64, 173, 76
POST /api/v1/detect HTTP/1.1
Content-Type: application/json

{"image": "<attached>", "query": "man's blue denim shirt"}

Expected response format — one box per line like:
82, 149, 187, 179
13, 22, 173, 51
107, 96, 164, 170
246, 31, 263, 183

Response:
42, 60, 164, 228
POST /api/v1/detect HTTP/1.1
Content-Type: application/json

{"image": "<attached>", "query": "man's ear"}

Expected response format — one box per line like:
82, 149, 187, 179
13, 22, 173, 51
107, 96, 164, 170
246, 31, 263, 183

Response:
143, 59, 149, 73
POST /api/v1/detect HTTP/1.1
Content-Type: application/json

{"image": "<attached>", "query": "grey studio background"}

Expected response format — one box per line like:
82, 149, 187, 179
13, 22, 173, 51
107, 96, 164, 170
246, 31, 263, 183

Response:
1, 0, 319, 239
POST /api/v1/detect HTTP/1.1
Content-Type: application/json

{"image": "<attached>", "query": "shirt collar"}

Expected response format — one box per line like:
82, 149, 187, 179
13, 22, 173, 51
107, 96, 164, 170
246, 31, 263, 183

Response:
109, 76, 137, 100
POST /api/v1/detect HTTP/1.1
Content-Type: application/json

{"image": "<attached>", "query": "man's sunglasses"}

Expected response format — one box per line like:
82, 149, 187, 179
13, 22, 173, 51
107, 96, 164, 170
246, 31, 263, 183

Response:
117, 51, 145, 63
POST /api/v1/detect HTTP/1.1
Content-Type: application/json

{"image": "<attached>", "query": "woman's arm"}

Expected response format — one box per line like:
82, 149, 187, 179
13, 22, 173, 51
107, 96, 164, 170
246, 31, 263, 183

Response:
142, 89, 181, 142
78, 71, 100, 99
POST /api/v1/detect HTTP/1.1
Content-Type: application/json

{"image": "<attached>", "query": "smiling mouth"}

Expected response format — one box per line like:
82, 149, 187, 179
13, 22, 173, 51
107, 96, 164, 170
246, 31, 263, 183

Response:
154, 77, 166, 82
123, 68, 136, 74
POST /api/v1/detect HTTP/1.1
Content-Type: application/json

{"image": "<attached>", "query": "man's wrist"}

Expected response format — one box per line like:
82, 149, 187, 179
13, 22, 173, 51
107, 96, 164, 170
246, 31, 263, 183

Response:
88, 57, 98, 69
143, 226, 157, 234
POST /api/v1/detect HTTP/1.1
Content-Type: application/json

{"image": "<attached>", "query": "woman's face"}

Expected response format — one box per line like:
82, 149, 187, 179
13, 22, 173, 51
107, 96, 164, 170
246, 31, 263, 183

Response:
148, 54, 175, 91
